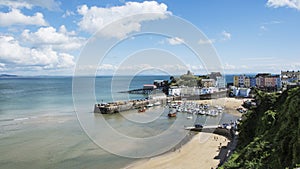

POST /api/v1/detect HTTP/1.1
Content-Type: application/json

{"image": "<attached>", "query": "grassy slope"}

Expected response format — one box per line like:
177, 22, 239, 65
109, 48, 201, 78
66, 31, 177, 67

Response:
221, 87, 300, 169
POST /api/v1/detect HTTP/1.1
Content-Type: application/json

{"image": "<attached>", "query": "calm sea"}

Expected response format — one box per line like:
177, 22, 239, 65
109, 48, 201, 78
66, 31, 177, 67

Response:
0, 75, 238, 169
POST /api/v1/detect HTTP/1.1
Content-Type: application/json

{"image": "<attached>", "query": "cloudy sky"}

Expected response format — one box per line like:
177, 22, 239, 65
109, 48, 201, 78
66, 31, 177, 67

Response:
0, 0, 299, 75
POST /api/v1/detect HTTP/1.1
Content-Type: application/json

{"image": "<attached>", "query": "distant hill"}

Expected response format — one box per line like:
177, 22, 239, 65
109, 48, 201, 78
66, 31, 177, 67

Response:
221, 87, 300, 169
0, 74, 18, 78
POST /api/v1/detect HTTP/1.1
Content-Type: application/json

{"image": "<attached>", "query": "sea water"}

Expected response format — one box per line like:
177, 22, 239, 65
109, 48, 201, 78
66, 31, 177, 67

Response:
0, 76, 238, 169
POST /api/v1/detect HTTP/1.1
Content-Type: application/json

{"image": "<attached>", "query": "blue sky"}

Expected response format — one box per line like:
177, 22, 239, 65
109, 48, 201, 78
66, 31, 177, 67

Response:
0, 0, 299, 75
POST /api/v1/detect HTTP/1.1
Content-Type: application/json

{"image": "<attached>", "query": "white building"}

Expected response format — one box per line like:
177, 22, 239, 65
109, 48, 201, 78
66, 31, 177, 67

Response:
201, 79, 216, 88
232, 87, 251, 97
149, 92, 166, 100
200, 87, 218, 94
168, 87, 181, 96
180, 87, 201, 96
216, 76, 226, 89
201, 88, 212, 94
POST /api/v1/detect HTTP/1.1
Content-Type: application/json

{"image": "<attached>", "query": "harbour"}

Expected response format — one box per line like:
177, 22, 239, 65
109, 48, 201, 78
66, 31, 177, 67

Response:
94, 89, 228, 114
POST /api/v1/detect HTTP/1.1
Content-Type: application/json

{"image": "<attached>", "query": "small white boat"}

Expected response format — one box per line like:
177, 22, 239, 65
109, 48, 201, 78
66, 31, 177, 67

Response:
205, 111, 211, 116
187, 116, 193, 119
146, 103, 153, 107
153, 102, 161, 106
209, 110, 218, 117
199, 110, 205, 115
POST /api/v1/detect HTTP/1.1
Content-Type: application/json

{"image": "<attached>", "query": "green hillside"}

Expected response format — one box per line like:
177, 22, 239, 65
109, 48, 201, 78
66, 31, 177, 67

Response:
221, 87, 300, 169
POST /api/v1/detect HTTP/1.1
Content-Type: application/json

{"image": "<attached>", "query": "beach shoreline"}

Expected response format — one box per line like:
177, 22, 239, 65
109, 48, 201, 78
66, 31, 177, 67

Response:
125, 132, 231, 169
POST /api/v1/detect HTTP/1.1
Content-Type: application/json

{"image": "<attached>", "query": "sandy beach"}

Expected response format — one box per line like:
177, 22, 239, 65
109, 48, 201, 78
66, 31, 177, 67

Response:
127, 132, 230, 169
193, 97, 244, 117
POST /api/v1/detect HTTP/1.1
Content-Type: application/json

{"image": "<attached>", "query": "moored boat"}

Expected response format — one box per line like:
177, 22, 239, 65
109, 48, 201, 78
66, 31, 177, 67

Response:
168, 109, 177, 117
187, 116, 193, 119
168, 113, 177, 117
153, 101, 161, 106
146, 103, 153, 107
138, 107, 146, 113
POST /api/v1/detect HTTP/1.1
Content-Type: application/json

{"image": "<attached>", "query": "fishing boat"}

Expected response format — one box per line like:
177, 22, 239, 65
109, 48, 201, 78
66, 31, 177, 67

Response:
168, 113, 177, 117
168, 109, 177, 117
138, 107, 146, 113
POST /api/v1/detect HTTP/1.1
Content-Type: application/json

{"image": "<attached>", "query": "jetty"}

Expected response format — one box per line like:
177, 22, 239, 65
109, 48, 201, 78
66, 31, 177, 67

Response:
119, 88, 154, 95
94, 96, 181, 114
185, 122, 238, 139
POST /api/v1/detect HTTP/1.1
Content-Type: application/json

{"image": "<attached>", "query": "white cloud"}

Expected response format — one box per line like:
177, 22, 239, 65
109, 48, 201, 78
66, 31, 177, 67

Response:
77, 1, 171, 38
266, 0, 300, 10
160, 64, 187, 72
186, 64, 204, 71
21, 25, 85, 51
0, 35, 75, 69
198, 38, 215, 45
117, 64, 153, 71
240, 57, 276, 61
0, 0, 60, 11
223, 63, 236, 70
221, 30, 231, 41
260, 20, 282, 32
0, 8, 47, 27
62, 10, 75, 18
290, 62, 300, 69
167, 37, 184, 45
99, 64, 117, 71
263, 20, 282, 25
0, 1, 31, 9
259, 20, 282, 35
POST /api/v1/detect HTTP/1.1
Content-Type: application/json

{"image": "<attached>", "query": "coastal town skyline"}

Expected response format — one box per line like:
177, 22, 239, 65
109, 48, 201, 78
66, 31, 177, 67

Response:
0, 0, 300, 75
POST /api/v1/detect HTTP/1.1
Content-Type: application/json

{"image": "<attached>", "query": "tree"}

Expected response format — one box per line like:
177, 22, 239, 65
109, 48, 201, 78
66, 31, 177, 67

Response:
170, 76, 177, 85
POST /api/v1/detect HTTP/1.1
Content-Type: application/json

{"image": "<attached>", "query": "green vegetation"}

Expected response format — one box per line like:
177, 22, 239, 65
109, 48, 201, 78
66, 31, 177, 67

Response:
170, 71, 208, 87
221, 87, 300, 169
